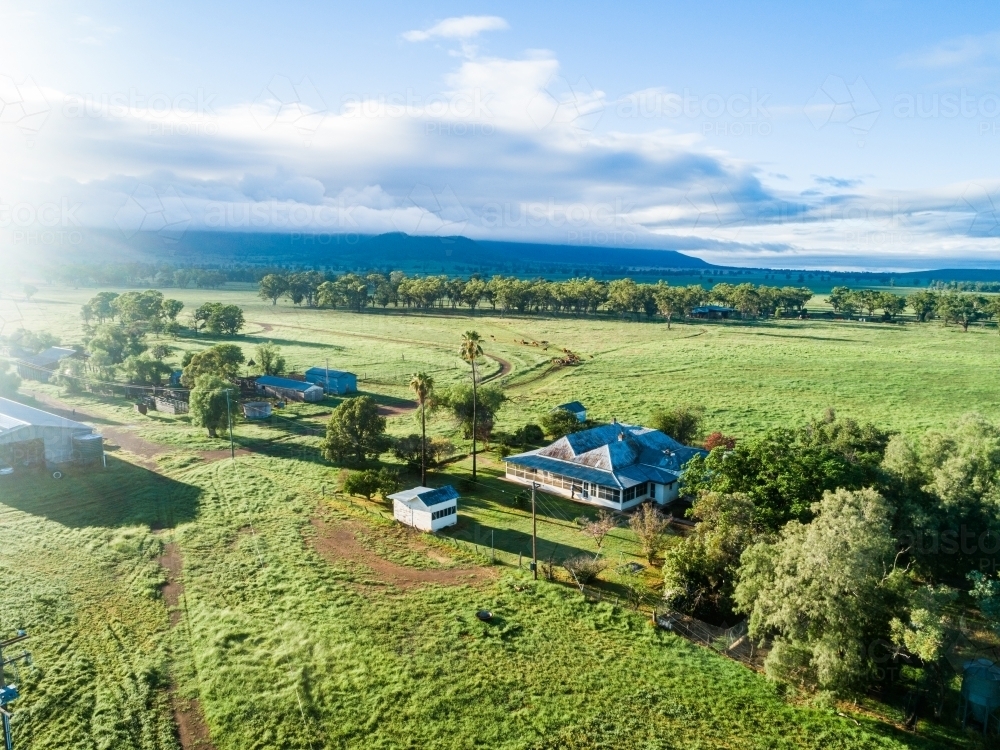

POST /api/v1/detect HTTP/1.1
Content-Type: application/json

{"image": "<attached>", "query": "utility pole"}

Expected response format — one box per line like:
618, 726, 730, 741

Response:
531, 482, 538, 580
225, 389, 235, 460
0, 631, 31, 750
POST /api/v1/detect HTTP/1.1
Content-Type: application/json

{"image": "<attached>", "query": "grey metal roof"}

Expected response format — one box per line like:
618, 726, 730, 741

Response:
256, 376, 323, 392
18, 347, 77, 368
0, 397, 93, 434
556, 401, 586, 412
505, 422, 705, 490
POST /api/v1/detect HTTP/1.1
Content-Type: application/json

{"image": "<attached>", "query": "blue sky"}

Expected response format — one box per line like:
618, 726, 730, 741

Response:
2, 1, 1000, 269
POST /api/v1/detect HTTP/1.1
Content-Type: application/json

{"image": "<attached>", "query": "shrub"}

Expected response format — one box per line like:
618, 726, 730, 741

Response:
563, 555, 608, 589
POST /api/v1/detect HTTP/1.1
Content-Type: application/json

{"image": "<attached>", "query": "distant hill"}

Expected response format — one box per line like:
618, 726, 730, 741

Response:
54, 230, 714, 274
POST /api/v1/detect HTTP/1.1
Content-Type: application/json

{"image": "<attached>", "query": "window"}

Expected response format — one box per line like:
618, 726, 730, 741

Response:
623, 482, 649, 502
431, 505, 456, 520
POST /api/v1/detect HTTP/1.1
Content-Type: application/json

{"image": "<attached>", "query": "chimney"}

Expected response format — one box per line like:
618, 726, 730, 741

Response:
618, 431, 624, 441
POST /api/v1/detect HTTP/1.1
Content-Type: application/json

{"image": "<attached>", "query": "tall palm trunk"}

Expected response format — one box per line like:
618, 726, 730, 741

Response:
471, 359, 478, 479
420, 395, 427, 485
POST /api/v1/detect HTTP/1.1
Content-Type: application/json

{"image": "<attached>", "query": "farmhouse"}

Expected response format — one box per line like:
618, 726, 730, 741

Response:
503, 422, 706, 510
305, 367, 357, 395
556, 401, 587, 422
690, 305, 735, 319
15, 347, 78, 382
389, 485, 459, 532
0, 397, 102, 469
255, 375, 325, 402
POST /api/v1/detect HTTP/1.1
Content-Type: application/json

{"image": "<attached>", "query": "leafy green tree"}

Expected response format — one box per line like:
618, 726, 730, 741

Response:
683, 413, 890, 530
323, 396, 390, 464
460, 331, 484, 478
344, 467, 401, 503
662, 491, 761, 621
120, 353, 173, 385
112, 290, 165, 325
629, 503, 671, 564
83, 292, 119, 323
540, 408, 585, 439
409, 372, 435, 485
878, 292, 906, 321
189, 374, 233, 438
253, 342, 286, 375
86, 324, 147, 371
735, 488, 906, 695
258, 274, 289, 305
0, 366, 21, 397
50, 358, 86, 393
936, 292, 986, 331
181, 344, 245, 386
195, 303, 245, 335
908, 290, 938, 322
438, 384, 506, 445
827, 286, 858, 318
652, 281, 683, 329
650, 405, 704, 445
883, 413, 1000, 582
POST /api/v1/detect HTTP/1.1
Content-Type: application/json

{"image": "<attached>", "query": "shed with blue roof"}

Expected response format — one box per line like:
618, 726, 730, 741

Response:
305, 367, 357, 395
255, 375, 325, 402
389, 485, 459, 532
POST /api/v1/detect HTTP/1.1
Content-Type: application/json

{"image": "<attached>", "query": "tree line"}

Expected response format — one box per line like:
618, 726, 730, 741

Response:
829, 286, 1000, 330
257, 271, 816, 322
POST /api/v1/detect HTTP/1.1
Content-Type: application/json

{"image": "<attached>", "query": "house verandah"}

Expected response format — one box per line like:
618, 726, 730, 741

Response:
502, 422, 703, 512
505, 461, 671, 510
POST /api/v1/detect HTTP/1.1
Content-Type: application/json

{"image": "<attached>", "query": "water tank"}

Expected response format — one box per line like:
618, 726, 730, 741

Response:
962, 658, 1000, 731
242, 402, 273, 420
73, 434, 104, 464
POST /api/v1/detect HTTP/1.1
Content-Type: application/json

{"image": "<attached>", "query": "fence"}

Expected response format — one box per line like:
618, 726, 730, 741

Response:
655, 608, 767, 669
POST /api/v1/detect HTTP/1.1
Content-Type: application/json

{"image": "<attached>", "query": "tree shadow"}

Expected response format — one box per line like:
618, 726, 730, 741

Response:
0, 455, 202, 530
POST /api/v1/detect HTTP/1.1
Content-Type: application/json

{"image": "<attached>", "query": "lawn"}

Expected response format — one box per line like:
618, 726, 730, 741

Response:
0, 452, 973, 749
1, 284, 998, 748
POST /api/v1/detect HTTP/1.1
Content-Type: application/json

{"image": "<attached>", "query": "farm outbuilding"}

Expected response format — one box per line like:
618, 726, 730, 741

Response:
242, 401, 273, 419
690, 305, 735, 319
0, 397, 101, 469
389, 485, 459, 532
15, 347, 78, 383
305, 367, 357, 395
255, 375, 325, 402
556, 401, 587, 422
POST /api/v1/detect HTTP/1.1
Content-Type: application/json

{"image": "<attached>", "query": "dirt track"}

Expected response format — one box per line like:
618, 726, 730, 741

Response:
157, 542, 217, 750
309, 515, 493, 589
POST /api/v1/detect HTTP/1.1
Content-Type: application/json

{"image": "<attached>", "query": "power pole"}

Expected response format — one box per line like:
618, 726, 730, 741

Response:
0, 631, 31, 750
225, 389, 235, 460
531, 482, 538, 580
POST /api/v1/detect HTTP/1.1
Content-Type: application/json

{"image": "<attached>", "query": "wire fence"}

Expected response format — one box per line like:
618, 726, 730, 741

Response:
654, 608, 768, 669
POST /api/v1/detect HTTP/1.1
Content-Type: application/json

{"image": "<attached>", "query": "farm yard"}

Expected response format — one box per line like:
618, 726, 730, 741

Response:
1, 284, 999, 749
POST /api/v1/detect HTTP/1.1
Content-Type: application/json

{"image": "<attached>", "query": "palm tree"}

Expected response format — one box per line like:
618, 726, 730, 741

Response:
409, 371, 434, 485
459, 330, 484, 478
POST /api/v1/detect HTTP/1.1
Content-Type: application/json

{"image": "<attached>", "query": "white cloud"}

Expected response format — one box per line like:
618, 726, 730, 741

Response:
403, 15, 509, 42
899, 30, 1000, 69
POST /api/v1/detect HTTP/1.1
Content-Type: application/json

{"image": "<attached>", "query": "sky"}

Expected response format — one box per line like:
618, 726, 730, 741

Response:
2, 1, 1000, 270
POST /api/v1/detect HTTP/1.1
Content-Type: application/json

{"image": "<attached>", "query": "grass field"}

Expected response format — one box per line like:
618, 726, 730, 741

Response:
1, 284, 998, 749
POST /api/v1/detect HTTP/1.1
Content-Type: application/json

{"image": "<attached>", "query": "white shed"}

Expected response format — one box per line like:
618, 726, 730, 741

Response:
0, 397, 99, 468
389, 485, 459, 532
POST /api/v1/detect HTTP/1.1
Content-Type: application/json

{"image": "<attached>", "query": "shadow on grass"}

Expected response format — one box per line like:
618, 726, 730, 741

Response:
442, 517, 591, 563
0, 455, 201, 530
